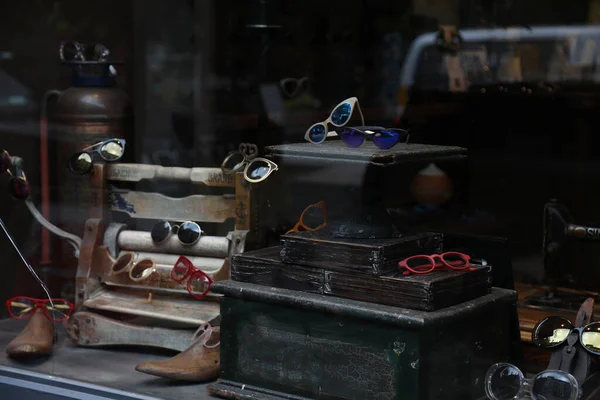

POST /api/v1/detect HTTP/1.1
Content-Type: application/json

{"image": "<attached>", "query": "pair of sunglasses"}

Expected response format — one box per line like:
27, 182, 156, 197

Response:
68, 138, 126, 175
221, 144, 279, 184
280, 76, 309, 98
110, 253, 157, 282
485, 363, 579, 400
151, 220, 204, 246
6, 296, 74, 322
286, 200, 327, 234
398, 252, 473, 276
305, 97, 365, 144
0, 151, 30, 200
172, 256, 213, 299
336, 126, 410, 150
532, 316, 600, 355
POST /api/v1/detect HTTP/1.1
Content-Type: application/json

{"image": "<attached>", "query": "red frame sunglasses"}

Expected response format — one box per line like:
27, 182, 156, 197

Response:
398, 252, 473, 276
6, 296, 74, 321
172, 256, 214, 299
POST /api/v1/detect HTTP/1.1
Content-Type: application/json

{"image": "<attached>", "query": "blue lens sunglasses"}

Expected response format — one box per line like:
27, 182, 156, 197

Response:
304, 97, 365, 144
335, 126, 410, 150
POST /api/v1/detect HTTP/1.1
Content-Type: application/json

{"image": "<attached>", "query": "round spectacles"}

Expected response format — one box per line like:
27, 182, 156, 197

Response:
150, 220, 204, 246
485, 363, 579, 400
68, 138, 126, 175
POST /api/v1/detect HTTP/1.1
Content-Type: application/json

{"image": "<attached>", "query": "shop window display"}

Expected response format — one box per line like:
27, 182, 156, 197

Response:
0, 0, 600, 399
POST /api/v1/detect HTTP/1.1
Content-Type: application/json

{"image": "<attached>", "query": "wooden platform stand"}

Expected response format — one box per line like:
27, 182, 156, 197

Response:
65, 163, 252, 352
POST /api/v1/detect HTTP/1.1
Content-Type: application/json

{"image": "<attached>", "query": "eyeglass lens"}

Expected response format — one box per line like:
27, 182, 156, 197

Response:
308, 124, 327, 143
581, 322, 600, 353
151, 221, 172, 243
99, 140, 124, 161
372, 129, 403, 150
331, 102, 352, 125
534, 317, 572, 347
177, 221, 201, 245
246, 160, 271, 181
531, 371, 578, 400
223, 152, 246, 172
338, 128, 365, 148
69, 152, 93, 174
188, 272, 211, 298
129, 259, 154, 280
172, 259, 190, 281
302, 204, 325, 230
487, 364, 522, 400
112, 253, 134, 274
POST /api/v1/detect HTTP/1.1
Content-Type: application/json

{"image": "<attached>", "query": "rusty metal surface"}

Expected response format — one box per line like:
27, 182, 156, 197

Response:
108, 189, 236, 223
107, 163, 235, 187
118, 230, 230, 258
83, 287, 220, 327
103, 222, 128, 258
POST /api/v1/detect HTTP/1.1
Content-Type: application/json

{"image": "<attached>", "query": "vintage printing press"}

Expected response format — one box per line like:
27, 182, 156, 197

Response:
65, 162, 252, 352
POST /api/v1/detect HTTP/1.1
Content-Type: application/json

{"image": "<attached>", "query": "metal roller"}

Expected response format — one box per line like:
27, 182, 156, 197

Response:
115, 251, 225, 272
117, 230, 230, 258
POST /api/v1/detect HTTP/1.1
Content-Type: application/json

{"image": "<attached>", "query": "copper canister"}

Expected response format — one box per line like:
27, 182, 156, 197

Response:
51, 60, 132, 266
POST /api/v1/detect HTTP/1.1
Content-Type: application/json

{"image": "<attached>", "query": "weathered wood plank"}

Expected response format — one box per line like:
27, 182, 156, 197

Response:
66, 311, 195, 352
108, 189, 236, 223
83, 287, 220, 327
106, 163, 235, 187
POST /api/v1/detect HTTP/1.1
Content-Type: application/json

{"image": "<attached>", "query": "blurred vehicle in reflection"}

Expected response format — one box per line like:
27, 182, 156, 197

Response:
395, 26, 600, 288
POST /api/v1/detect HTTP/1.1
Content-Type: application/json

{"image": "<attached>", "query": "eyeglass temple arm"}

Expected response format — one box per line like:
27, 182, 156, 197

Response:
356, 101, 365, 126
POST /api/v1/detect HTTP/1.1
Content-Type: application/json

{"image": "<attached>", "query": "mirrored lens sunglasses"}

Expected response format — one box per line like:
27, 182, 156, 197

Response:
151, 220, 204, 246
532, 316, 600, 355
68, 138, 126, 175
305, 97, 365, 144
336, 126, 410, 150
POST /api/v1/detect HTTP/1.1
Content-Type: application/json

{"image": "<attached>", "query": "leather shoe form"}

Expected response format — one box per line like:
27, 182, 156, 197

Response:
135, 323, 220, 381
6, 309, 54, 360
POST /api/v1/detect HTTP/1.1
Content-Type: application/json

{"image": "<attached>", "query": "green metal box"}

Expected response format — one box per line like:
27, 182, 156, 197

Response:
209, 281, 518, 400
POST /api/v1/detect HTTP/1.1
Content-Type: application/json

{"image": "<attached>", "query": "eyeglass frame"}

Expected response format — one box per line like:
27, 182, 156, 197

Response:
68, 138, 127, 175
485, 362, 579, 400
243, 157, 279, 184
532, 316, 600, 355
151, 220, 204, 246
398, 252, 473, 275
334, 126, 411, 150
221, 143, 259, 174
280, 76, 309, 98
110, 253, 157, 282
6, 296, 74, 322
286, 200, 327, 234
304, 97, 365, 144
172, 256, 214, 299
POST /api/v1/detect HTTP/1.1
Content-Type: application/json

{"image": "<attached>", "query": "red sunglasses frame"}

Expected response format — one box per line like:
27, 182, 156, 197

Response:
6, 296, 74, 321
172, 256, 214, 299
398, 252, 473, 276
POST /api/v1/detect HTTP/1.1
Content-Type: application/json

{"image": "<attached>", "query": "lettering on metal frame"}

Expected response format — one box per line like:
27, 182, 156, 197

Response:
567, 225, 600, 240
